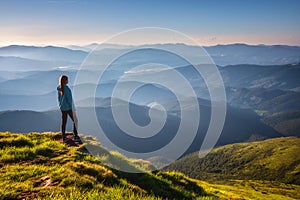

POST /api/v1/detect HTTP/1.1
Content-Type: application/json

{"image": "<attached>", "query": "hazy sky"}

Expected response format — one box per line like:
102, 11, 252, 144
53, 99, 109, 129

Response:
0, 0, 299, 46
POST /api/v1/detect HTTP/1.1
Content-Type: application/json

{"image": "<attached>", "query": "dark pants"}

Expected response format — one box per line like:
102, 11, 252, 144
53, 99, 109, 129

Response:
61, 109, 78, 138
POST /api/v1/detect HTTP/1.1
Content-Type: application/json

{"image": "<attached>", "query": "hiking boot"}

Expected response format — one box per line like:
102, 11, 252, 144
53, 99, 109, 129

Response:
74, 136, 81, 142
63, 137, 69, 143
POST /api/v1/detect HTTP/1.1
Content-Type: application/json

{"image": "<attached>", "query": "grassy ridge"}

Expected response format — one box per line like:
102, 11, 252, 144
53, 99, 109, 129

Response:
1, 132, 299, 199
164, 137, 300, 199
166, 137, 300, 185
0, 132, 216, 200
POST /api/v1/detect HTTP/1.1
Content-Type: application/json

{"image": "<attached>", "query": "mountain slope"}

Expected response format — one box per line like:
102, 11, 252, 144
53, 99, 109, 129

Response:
0, 100, 282, 157
0, 132, 212, 200
1, 132, 299, 200
219, 63, 300, 91
262, 111, 300, 136
226, 87, 300, 114
165, 137, 300, 185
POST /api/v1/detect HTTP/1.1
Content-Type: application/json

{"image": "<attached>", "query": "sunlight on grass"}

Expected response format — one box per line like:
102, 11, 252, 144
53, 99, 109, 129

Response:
0, 132, 214, 199
0, 132, 299, 200
36, 186, 161, 200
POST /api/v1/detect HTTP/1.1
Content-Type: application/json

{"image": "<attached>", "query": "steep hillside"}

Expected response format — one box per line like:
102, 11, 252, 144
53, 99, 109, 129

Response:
0, 132, 299, 200
165, 137, 300, 185
219, 63, 300, 91
262, 111, 300, 136
0, 132, 212, 200
226, 87, 300, 114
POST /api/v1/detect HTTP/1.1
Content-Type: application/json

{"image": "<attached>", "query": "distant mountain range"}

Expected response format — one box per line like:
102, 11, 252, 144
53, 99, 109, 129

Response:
1, 63, 299, 112
0, 96, 283, 159
0, 45, 86, 62
1, 43, 300, 71
0, 45, 86, 71
205, 43, 300, 66
68, 43, 300, 66
0, 42, 299, 159
0, 61, 299, 137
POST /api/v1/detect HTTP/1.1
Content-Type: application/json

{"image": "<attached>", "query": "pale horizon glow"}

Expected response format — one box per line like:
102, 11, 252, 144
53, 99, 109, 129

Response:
1, 34, 299, 48
0, 0, 299, 47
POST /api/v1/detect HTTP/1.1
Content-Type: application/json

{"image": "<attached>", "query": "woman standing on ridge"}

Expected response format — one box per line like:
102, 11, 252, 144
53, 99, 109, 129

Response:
57, 75, 80, 142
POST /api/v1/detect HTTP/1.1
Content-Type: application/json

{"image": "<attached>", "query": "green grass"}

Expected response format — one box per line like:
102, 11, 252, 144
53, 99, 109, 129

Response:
0, 132, 217, 200
165, 137, 300, 199
0, 132, 67, 163
1, 132, 299, 200
200, 179, 300, 200
35, 186, 160, 200
166, 137, 300, 184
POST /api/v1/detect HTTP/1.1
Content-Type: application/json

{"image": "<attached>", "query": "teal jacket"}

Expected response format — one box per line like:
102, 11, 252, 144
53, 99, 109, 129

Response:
57, 85, 75, 111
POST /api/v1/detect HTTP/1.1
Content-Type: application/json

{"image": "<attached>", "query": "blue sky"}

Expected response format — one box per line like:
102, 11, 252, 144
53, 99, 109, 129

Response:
0, 0, 299, 46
